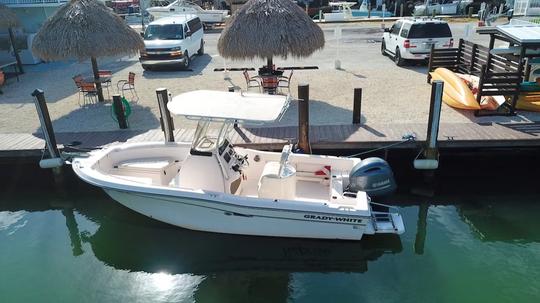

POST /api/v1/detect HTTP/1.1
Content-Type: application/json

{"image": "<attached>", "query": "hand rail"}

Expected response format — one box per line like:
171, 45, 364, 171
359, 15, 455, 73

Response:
0, 0, 67, 5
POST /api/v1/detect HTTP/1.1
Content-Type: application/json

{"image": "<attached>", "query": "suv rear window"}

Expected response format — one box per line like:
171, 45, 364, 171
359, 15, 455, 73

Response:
407, 23, 452, 39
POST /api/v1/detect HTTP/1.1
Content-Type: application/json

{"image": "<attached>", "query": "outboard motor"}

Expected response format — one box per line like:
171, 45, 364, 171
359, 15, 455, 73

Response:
347, 157, 396, 197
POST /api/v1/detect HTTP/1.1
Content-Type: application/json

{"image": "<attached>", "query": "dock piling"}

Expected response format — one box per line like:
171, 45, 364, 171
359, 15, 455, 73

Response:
112, 95, 128, 129
156, 88, 175, 142
298, 84, 311, 154
32, 89, 62, 168
414, 80, 443, 170
400, 4, 404, 17
352, 88, 362, 124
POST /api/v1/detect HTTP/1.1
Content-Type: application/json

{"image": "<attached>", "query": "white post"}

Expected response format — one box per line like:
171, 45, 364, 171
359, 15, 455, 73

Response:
464, 23, 471, 38
223, 58, 230, 80
381, 4, 386, 29
334, 26, 342, 69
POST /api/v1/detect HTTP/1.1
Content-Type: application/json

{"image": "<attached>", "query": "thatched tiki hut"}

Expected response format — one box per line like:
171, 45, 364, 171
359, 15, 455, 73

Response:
32, 0, 144, 102
218, 0, 324, 67
0, 4, 24, 74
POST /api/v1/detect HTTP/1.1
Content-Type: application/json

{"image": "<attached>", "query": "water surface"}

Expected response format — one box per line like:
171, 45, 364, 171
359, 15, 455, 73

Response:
1, 156, 539, 302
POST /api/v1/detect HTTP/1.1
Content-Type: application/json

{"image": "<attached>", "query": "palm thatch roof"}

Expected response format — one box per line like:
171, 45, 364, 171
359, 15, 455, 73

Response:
32, 0, 144, 61
0, 4, 19, 28
218, 0, 324, 60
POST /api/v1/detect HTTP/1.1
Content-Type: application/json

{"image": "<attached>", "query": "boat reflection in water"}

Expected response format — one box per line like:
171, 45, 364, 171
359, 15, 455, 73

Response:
81, 214, 403, 274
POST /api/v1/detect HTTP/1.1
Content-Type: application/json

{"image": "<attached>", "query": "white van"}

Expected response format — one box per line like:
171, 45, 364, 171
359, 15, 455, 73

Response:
139, 15, 204, 70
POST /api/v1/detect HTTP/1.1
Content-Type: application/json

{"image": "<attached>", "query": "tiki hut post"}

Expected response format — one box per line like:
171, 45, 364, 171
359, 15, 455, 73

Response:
218, 0, 324, 70
32, 0, 144, 103
0, 5, 24, 74
90, 57, 103, 101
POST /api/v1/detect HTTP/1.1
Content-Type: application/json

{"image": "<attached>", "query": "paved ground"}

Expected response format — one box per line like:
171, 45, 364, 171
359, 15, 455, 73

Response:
1, 21, 539, 135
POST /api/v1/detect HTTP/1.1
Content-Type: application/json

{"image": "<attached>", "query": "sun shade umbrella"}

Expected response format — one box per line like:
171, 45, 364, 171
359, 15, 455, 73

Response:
32, 0, 144, 102
0, 4, 24, 74
218, 0, 325, 67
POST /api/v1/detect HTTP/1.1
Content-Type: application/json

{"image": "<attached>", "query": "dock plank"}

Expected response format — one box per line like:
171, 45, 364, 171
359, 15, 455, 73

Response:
1, 122, 539, 158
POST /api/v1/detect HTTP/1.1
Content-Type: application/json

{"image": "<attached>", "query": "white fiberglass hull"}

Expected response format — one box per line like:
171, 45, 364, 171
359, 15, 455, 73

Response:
104, 188, 385, 240
71, 139, 404, 241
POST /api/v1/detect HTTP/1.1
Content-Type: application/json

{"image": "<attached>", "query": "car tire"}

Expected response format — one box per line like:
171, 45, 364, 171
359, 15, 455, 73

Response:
394, 48, 405, 66
183, 51, 190, 69
381, 40, 387, 56
198, 40, 204, 56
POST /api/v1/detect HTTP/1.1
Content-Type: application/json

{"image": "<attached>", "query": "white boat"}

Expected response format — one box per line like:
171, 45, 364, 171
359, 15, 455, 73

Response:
146, 0, 229, 24
414, 0, 472, 16
325, 2, 356, 21
72, 90, 404, 240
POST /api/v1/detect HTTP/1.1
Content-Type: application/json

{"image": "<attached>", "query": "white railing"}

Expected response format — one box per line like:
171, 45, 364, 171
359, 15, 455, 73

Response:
0, 0, 68, 6
514, 0, 540, 16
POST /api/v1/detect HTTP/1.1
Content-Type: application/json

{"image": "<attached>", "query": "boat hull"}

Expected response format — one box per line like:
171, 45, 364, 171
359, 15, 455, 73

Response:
104, 188, 374, 240
147, 10, 227, 23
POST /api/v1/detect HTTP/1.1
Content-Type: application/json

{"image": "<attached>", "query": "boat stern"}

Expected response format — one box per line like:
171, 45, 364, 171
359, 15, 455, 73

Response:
373, 212, 405, 235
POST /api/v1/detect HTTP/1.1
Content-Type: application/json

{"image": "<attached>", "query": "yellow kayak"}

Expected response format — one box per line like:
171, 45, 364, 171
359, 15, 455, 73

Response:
515, 99, 540, 112
430, 68, 481, 110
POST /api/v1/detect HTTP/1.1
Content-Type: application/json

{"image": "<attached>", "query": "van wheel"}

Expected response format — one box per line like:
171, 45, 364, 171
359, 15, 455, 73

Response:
183, 51, 190, 68
198, 40, 204, 55
394, 48, 405, 66
381, 40, 387, 56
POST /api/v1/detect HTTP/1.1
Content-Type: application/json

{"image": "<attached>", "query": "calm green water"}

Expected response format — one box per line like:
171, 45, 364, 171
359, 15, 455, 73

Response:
1, 158, 539, 303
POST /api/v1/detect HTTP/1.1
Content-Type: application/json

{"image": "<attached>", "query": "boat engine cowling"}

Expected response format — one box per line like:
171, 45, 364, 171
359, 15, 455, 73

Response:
347, 157, 396, 197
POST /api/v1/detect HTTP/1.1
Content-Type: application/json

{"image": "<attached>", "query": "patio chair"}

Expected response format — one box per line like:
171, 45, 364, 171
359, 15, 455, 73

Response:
277, 69, 294, 94
98, 70, 113, 98
243, 69, 261, 92
72, 74, 84, 105
117, 72, 139, 102
80, 82, 98, 106
0, 71, 5, 95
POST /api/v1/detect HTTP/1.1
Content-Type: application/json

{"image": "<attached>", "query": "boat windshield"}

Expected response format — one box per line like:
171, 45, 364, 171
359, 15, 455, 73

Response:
191, 121, 231, 154
144, 24, 184, 40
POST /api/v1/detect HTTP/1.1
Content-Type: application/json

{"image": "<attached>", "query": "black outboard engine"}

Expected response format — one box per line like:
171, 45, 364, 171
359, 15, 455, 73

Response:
347, 157, 396, 197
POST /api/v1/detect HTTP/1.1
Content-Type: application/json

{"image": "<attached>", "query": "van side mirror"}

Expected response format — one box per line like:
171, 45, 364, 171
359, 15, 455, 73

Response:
384, 28, 391, 33
186, 30, 192, 37
140, 32, 144, 37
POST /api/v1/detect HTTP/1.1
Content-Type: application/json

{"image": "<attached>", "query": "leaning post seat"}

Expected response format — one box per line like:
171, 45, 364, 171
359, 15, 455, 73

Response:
258, 145, 296, 200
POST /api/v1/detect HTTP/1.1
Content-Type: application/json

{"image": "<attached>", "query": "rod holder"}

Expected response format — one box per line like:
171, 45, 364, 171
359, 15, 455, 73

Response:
156, 88, 175, 142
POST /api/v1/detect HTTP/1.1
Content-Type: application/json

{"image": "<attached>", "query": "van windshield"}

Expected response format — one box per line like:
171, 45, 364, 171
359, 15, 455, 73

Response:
144, 24, 184, 40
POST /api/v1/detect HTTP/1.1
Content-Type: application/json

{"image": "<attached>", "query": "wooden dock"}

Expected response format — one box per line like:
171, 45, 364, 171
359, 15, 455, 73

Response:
1, 121, 539, 159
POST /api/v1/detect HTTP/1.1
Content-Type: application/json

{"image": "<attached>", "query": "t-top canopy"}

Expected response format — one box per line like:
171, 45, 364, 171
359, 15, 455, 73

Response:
168, 90, 290, 123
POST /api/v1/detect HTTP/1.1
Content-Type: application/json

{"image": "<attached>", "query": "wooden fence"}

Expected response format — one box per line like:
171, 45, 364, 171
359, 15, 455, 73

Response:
427, 39, 523, 115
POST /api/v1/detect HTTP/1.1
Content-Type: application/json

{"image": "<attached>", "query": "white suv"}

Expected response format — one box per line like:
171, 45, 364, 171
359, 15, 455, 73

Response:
381, 18, 453, 66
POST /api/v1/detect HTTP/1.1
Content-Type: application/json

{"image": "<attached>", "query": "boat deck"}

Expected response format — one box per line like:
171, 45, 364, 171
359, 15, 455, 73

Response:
240, 179, 330, 204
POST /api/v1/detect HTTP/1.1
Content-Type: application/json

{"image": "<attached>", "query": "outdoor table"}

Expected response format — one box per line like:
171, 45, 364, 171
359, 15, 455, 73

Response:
82, 76, 112, 84
82, 76, 112, 100
258, 68, 284, 94
0, 60, 20, 82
